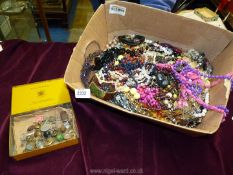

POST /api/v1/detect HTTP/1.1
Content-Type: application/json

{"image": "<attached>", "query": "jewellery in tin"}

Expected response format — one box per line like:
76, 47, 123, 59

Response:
21, 108, 76, 152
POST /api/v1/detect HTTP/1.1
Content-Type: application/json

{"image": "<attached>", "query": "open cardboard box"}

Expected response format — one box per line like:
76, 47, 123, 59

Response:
64, 1, 233, 135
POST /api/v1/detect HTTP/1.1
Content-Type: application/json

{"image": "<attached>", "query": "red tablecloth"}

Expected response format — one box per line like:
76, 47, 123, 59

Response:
1, 40, 233, 175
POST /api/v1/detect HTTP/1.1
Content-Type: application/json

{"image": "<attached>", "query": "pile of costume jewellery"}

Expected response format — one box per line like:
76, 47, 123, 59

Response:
20, 109, 76, 152
81, 35, 233, 127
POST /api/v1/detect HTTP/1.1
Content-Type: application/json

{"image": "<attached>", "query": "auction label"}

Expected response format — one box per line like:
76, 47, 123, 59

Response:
109, 4, 126, 16
75, 89, 91, 98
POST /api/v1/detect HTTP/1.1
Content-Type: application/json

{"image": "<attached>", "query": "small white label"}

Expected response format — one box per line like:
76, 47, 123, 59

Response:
75, 89, 90, 98
109, 4, 126, 16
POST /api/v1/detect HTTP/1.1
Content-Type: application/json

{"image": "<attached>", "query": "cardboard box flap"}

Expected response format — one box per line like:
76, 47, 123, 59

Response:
105, 1, 233, 59
65, 5, 108, 86
212, 39, 233, 75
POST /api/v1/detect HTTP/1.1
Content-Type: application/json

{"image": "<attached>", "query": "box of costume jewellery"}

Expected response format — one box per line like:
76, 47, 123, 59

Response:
9, 78, 79, 160
64, 1, 233, 135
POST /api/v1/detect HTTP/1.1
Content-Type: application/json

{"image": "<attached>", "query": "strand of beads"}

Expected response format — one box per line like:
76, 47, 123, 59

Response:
175, 60, 233, 89
156, 62, 204, 98
183, 86, 227, 116
216, 105, 229, 122
137, 85, 161, 109
81, 51, 103, 87
171, 61, 231, 116
155, 61, 230, 116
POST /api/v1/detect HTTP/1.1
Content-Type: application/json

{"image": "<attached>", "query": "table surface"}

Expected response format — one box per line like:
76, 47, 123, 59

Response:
1, 40, 233, 175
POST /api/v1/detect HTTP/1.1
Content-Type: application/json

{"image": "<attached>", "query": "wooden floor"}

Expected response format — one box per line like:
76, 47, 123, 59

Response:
71, 0, 94, 28
68, 0, 94, 42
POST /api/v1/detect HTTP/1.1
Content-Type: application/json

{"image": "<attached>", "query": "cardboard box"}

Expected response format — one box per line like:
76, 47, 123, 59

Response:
64, 1, 233, 135
9, 79, 79, 160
